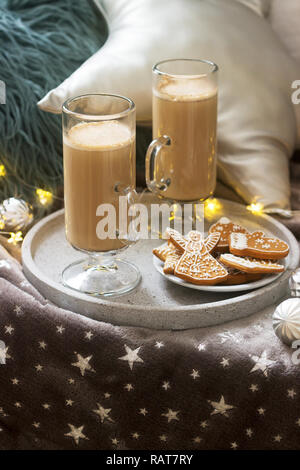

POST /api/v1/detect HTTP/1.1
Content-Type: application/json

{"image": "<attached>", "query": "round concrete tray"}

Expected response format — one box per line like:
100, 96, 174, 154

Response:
22, 199, 299, 330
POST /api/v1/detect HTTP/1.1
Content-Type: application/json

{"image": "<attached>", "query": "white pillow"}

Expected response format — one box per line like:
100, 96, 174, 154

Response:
269, 0, 300, 64
38, 0, 300, 212
269, 0, 300, 147
236, 0, 270, 17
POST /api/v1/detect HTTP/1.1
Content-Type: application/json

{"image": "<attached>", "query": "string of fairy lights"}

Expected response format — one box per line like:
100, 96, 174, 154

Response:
0, 163, 58, 205
0, 162, 61, 246
0, 161, 271, 248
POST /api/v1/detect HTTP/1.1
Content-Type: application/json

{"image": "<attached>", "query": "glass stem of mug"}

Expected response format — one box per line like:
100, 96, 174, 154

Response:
85, 254, 119, 272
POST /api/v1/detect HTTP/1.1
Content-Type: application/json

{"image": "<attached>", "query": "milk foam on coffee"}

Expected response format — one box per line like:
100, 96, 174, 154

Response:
66, 120, 132, 149
153, 78, 217, 201
64, 121, 135, 252
155, 78, 216, 101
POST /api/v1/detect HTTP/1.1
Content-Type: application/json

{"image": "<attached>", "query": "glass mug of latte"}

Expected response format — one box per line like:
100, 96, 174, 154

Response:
62, 94, 140, 296
146, 59, 218, 202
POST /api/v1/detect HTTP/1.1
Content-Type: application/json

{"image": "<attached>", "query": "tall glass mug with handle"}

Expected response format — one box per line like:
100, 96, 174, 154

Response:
146, 59, 218, 202
62, 93, 140, 296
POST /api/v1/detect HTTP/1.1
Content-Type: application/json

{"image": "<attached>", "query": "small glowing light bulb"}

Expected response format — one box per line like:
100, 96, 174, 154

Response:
8, 231, 23, 245
0, 164, 6, 177
247, 202, 264, 215
36, 188, 53, 206
205, 198, 221, 213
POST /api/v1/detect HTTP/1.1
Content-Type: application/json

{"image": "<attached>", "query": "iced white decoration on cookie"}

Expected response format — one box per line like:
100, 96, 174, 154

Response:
220, 253, 284, 274
218, 217, 231, 224
204, 232, 222, 253
230, 233, 248, 250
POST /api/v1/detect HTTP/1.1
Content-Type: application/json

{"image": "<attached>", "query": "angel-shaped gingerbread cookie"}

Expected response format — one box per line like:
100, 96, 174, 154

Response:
166, 229, 228, 285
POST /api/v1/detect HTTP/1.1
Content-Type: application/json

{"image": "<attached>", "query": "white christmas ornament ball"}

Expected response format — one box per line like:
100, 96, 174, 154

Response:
0, 198, 33, 231
273, 298, 300, 346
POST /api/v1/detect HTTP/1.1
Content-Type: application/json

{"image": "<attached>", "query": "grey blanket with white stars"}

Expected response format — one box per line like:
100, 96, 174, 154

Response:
0, 243, 299, 450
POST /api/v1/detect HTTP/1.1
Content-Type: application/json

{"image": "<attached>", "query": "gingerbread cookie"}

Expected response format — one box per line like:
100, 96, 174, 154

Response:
167, 229, 228, 285
220, 253, 285, 274
216, 256, 262, 285
208, 217, 249, 253
229, 231, 289, 260
162, 230, 221, 277
153, 240, 183, 274
163, 248, 182, 275
221, 272, 262, 285
153, 243, 172, 262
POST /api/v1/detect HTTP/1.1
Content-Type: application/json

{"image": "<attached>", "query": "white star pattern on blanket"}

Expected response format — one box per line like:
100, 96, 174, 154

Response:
250, 351, 276, 377
93, 404, 113, 423
65, 424, 88, 445
71, 353, 95, 376
0, 294, 299, 451
118, 345, 144, 370
208, 396, 235, 417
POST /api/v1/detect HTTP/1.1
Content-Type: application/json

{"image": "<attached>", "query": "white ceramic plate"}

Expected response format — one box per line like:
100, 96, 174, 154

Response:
153, 254, 285, 293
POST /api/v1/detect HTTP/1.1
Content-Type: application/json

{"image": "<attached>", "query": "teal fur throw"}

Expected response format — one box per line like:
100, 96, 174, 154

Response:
0, 0, 148, 211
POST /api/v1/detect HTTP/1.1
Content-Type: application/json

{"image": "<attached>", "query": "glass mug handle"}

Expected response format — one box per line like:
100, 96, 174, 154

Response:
114, 183, 139, 247
145, 135, 171, 195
